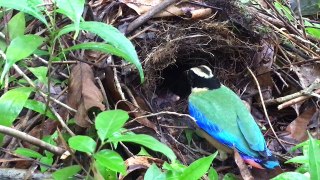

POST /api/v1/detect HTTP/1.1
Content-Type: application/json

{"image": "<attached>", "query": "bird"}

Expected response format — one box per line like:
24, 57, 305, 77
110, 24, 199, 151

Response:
187, 65, 279, 169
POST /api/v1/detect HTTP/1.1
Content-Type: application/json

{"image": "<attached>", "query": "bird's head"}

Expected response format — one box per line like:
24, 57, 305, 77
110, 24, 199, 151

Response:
187, 65, 221, 92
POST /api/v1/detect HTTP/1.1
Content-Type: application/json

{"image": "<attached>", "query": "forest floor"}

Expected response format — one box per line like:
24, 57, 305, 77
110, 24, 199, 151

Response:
0, 0, 319, 179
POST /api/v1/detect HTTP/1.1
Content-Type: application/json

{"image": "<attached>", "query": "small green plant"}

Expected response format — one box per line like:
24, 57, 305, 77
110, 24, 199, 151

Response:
272, 133, 320, 180
14, 132, 59, 172
0, 1, 221, 179
67, 109, 176, 179
144, 152, 218, 180
0, 0, 144, 143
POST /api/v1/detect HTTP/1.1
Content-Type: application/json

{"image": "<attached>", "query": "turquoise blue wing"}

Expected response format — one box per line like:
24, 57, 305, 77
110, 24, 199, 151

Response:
189, 102, 258, 158
188, 86, 267, 157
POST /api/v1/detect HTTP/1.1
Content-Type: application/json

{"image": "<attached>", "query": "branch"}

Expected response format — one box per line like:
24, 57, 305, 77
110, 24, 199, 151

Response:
0, 125, 67, 155
126, 0, 180, 34
264, 78, 320, 109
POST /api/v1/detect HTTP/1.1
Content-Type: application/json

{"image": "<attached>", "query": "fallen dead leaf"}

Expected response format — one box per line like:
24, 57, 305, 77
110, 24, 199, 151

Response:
292, 64, 320, 89
254, 38, 275, 100
120, 0, 212, 19
126, 102, 158, 133
286, 106, 316, 142
120, 0, 182, 17
67, 63, 105, 127
103, 67, 158, 132
119, 156, 164, 180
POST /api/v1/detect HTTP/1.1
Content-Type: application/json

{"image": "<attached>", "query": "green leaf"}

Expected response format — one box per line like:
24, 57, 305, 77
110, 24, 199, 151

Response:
14, 147, 43, 159
0, 37, 7, 52
1, 35, 44, 82
222, 173, 237, 180
95, 110, 129, 141
0, 0, 47, 25
57, 21, 144, 82
179, 152, 217, 180
208, 167, 218, 180
290, 140, 308, 152
55, 0, 85, 38
271, 172, 309, 180
286, 155, 308, 164
108, 134, 176, 162
163, 161, 186, 173
8, 12, 25, 40
162, 161, 186, 180
185, 129, 193, 146
274, 2, 294, 21
42, 132, 58, 146
137, 147, 151, 157
305, 21, 320, 39
144, 163, 166, 180
308, 132, 320, 180
6, 35, 44, 63
94, 161, 118, 180
65, 42, 138, 68
40, 156, 53, 172
306, 27, 320, 39
94, 149, 126, 174
0, 87, 33, 127
24, 99, 57, 120
28, 66, 48, 85
68, 135, 96, 154
52, 165, 81, 180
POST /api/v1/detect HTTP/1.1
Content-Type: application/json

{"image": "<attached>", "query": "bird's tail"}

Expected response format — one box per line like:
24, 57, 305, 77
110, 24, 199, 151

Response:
261, 154, 280, 169
242, 154, 279, 169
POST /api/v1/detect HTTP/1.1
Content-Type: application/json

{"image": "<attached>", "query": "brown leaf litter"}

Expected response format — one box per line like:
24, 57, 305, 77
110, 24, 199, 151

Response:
67, 63, 105, 127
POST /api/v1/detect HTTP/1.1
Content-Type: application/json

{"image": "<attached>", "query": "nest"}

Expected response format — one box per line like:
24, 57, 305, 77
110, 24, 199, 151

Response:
131, 1, 264, 102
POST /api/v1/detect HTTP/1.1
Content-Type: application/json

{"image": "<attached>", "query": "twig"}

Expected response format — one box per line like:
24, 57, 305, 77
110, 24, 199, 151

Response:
263, 0, 301, 36
129, 24, 155, 40
131, 111, 197, 123
166, 133, 197, 157
33, 54, 48, 64
12, 64, 76, 112
0, 168, 52, 179
296, 0, 307, 40
247, 67, 287, 152
234, 149, 254, 180
95, 77, 109, 110
247, 7, 284, 27
159, 124, 189, 129
119, 142, 135, 157
12, 64, 75, 136
121, 83, 139, 107
191, 140, 212, 155
49, 103, 75, 136
126, 0, 180, 34
259, 18, 320, 55
111, 58, 126, 101
284, 57, 320, 67
265, 79, 320, 108
0, 125, 66, 155
278, 89, 320, 110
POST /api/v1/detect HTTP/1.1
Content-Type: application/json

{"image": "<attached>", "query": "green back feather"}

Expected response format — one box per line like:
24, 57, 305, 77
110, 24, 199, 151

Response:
189, 86, 265, 154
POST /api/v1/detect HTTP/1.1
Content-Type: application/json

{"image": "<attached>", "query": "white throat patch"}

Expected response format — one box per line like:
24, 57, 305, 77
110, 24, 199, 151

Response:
190, 66, 213, 78
191, 87, 209, 92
